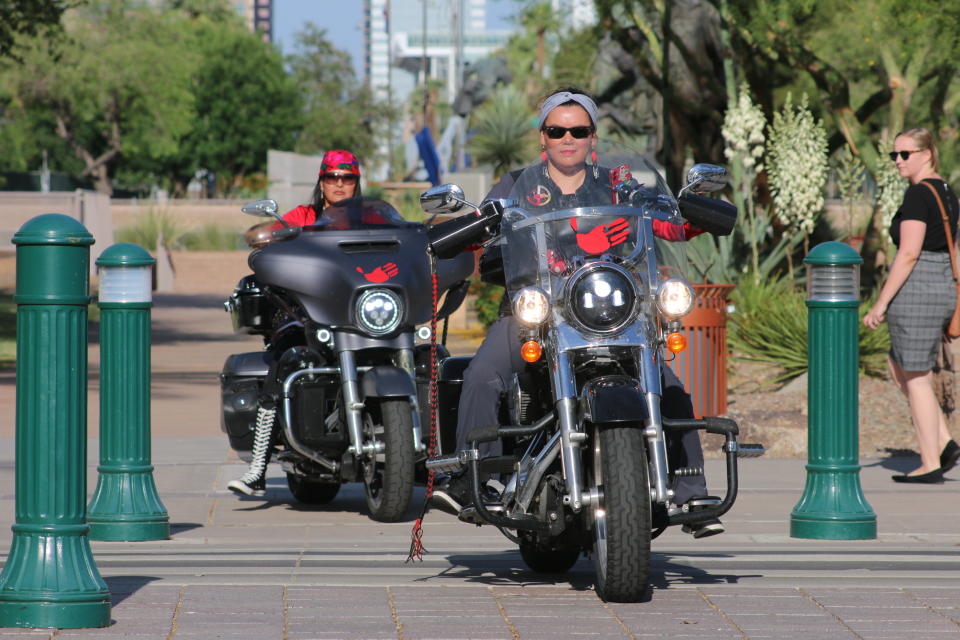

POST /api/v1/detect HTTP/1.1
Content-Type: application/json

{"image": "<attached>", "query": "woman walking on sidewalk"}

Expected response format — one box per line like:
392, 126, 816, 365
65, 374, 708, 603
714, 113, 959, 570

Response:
864, 128, 960, 483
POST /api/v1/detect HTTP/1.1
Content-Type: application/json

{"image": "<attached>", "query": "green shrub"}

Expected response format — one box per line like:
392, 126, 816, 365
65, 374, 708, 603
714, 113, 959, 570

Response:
180, 224, 246, 251
469, 280, 504, 329
728, 275, 890, 384
114, 208, 187, 251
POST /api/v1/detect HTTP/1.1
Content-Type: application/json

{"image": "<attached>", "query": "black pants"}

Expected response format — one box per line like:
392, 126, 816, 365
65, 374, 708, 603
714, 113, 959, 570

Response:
455, 316, 709, 505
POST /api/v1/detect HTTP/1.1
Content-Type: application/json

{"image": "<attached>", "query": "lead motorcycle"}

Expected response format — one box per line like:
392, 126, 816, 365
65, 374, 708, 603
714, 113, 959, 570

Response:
418, 142, 764, 601
220, 197, 474, 521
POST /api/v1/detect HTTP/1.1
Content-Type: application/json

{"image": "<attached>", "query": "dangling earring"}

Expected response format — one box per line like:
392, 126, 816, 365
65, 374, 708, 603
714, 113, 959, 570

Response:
591, 148, 599, 179
541, 146, 547, 163
591, 149, 598, 165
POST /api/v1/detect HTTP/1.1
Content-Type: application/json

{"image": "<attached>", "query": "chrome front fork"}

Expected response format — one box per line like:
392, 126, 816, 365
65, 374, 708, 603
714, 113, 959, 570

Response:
395, 348, 425, 453
551, 348, 672, 512
551, 352, 587, 512
338, 350, 369, 456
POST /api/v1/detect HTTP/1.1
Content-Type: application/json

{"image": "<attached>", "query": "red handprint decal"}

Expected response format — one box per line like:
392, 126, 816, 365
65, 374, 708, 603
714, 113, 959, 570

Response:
356, 262, 399, 283
571, 217, 630, 254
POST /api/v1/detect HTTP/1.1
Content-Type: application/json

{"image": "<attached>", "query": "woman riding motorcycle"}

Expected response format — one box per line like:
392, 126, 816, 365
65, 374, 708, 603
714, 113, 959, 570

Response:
228, 149, 363, 497
430, 88, 724, 538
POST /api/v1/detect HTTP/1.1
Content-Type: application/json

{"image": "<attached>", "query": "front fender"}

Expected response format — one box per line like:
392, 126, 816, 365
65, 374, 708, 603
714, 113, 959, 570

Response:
361, 365, 416, 398
580, 375, 648, 425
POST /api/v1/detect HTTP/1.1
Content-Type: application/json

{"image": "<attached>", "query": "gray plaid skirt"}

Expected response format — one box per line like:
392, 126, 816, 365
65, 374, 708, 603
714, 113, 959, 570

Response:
886, 250, 956, 371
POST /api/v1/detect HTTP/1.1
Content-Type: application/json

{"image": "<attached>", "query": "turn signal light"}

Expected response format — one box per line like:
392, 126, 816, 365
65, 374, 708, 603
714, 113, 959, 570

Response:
665, 332, 687, 354
520, 340, 542, 362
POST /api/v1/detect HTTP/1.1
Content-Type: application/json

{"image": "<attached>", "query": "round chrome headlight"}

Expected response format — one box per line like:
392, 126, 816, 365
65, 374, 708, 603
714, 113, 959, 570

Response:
355, 289, 403, 336
512, 286, 550, 328
567, 265, 636, 333
656, 278, 695, 319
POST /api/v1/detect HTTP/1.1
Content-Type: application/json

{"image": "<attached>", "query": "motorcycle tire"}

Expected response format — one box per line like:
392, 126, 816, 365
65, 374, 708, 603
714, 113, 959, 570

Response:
519, 540, 581, 574
285, 474, 340, 505
360, 399, 415, 522
589, 426, 651, 602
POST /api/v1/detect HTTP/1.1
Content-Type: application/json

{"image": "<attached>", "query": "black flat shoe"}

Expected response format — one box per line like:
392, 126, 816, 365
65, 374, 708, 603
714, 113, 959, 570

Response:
940, 440, 960, 473
892, 469, 944, 484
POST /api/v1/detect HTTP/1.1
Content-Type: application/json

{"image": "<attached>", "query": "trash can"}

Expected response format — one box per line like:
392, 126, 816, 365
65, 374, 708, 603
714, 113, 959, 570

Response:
666, 284, 735, 418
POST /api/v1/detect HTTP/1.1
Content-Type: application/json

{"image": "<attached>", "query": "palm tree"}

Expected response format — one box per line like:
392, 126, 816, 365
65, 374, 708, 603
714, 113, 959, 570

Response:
466, 85, 536, 179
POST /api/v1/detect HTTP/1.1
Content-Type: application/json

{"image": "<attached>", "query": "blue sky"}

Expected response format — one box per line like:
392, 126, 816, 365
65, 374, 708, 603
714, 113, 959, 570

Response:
272, 0, 519, 76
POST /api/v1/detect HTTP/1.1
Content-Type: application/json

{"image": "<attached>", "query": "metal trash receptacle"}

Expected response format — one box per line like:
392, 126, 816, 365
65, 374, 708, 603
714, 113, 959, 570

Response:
666, 284, 735, 418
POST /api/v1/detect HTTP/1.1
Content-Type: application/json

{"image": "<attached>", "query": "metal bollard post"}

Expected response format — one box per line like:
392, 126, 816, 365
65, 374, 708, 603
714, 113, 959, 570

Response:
87, 243, 169, 541
0, 214, 110, 628
791, 241, 877, 539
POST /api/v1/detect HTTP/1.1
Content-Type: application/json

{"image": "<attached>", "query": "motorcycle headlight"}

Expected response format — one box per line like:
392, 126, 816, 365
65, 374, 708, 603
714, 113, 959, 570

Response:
355, 289, 403, 336
512, 286, 550, 328
567, 265, 636, 333
656, 278, 695, 319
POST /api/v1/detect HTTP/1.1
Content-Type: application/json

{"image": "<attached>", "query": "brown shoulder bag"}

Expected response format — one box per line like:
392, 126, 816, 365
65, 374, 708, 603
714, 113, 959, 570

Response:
920, 180, 960, 339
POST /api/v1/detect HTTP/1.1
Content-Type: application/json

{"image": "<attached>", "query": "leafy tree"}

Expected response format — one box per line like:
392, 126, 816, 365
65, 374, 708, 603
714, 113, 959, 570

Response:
0, 0, 78, 60
152, 16, 302, 195
286, 24, 392, 163
0, 1, 197, 194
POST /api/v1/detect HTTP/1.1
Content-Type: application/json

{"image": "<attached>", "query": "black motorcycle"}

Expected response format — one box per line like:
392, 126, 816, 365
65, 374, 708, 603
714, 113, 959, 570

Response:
220, 197, 474, 521
418, 143, 764, 601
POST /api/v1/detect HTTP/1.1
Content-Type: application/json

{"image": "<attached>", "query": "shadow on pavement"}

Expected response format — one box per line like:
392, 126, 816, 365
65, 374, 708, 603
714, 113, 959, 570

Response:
169, 522, 204, 535
435, 552, 595, 592
105, 575, 162, 607
651, 552, 760, 589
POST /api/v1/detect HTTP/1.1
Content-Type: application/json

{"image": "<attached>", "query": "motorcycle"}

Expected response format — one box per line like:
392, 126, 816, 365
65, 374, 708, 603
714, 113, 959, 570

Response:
418, 142, 764, 601
219, 196, 474, 521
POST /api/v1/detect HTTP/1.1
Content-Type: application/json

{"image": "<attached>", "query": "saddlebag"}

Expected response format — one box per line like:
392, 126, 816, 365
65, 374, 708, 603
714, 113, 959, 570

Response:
220, 351, 272, 459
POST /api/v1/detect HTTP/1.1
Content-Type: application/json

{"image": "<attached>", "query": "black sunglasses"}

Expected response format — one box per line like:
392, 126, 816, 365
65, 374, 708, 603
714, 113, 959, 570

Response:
321, 173, 359, 184
542, 125, 595, 139
889, 149, 922, 161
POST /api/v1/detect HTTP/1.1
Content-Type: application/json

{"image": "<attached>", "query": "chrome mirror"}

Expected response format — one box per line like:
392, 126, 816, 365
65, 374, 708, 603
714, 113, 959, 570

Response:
679, 164, 727, 199
419, 184, 470, 214
241, 199, 287, 227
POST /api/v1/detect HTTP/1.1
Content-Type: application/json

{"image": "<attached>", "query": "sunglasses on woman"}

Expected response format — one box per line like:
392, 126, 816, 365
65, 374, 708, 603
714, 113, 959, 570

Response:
889, 149, 923, 161
541, 125, 595, 139
321, 173, 359, 184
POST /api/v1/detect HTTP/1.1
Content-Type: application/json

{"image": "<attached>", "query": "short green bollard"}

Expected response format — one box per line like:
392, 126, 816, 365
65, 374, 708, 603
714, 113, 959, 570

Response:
791, 241, 877, 539
87, 243, 169, 541
0, 214, 111, 628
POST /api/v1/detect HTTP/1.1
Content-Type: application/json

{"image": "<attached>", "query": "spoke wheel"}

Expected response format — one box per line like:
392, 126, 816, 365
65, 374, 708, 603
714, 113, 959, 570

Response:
361, 399, 415, 522
286, 474, 340, 504
588, 426, 651, 602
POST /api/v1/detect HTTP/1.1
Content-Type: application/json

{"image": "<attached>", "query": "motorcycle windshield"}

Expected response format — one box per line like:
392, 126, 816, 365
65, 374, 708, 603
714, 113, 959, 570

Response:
502, 140, 688, 321
304, 197, 420, 231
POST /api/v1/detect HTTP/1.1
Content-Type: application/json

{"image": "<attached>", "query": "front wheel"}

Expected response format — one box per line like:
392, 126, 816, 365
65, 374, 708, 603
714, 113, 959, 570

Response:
360, 399, 415, 522
589, 426, 651, 602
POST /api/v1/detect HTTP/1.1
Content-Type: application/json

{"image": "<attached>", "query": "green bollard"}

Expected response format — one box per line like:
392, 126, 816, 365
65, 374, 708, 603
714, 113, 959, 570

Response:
791, 241, 877, 539
0, 214, 110, 628
87, 243, 169, 541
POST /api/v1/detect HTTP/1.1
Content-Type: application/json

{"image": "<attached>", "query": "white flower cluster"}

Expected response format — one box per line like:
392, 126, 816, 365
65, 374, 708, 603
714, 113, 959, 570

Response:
766, 95, 829, 235
721, 84, 766, 178
872, 145, 907, 238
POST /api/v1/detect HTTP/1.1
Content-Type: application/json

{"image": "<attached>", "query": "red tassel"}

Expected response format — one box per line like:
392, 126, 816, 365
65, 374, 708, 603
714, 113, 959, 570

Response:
541, 149, 547, 162
591, 149, 598, 165
405, 517, 426, 563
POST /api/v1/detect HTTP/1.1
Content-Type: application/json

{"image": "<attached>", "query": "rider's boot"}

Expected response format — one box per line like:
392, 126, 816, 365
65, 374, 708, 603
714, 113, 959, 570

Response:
430, 473, 502, 517
227, 404, 276, 497
671, 495, 725, 539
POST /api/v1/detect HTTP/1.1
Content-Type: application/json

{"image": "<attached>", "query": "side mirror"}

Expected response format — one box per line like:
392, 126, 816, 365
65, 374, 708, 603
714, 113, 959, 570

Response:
241, 198, 287, 228
678, 164, 727, 199
420, 184, 472, 214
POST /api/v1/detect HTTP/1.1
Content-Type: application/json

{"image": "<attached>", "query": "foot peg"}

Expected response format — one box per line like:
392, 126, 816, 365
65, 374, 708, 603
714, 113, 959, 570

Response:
458, 503, 505, 525
668, 495, 722, 517
673, 466, 704, 477
730, 442, 765, 458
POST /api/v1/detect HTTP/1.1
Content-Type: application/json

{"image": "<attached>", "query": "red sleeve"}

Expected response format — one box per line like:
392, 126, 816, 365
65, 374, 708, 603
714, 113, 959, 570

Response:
651, 219, 705, 242
270, 205, 316, 230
